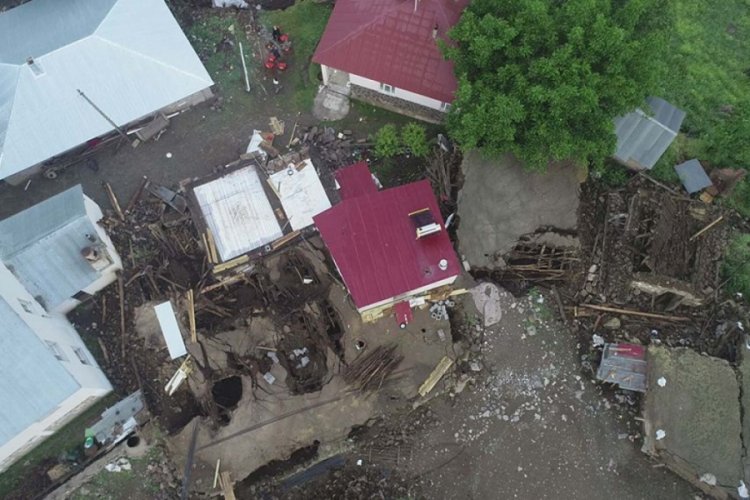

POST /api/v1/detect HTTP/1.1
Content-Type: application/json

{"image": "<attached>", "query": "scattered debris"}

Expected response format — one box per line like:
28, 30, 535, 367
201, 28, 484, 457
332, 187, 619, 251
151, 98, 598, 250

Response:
344, 344, 403, 392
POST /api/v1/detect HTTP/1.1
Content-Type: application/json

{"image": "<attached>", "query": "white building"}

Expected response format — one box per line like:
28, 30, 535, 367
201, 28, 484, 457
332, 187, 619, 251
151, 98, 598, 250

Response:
313, 0, 470, 123
0, 0, 214, 184
0, 186, 120, 471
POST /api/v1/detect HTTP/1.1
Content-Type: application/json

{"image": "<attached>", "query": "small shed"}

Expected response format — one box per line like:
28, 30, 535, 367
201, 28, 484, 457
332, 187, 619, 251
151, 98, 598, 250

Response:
613, 97, 686, 170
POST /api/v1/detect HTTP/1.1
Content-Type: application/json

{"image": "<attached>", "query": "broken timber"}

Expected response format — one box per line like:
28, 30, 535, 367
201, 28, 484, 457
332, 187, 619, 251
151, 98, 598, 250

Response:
418, 356, 454, 397
574, 303, 690, 322
187, 289, 196, 343
104, 181, 125, 221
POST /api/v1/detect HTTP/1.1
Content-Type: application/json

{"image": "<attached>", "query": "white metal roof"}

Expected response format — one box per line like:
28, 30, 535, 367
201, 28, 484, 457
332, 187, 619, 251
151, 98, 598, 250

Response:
0, 0, 213, 179
268, 160, 332, 231
193, 166, 284, 262
0, 297, 79, 447
0, 185, 103, 310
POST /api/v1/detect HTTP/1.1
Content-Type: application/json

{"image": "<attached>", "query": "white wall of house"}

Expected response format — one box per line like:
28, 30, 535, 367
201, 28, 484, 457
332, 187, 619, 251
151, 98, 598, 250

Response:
0, 263, 112, 471
55, 196, 123, 314
348, 73, 449, 112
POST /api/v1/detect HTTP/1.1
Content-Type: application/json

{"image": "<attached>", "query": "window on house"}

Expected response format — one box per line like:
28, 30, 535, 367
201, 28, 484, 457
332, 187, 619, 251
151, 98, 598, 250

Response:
18, 298, 35, 314
46, 341, 67, 362
441, 102, 452, 112
379, 83, 395, 94
73, 347, 91, 365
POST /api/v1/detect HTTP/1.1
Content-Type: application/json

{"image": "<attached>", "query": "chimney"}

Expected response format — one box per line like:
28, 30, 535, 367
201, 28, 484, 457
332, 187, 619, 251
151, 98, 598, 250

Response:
433, 24, 439, 39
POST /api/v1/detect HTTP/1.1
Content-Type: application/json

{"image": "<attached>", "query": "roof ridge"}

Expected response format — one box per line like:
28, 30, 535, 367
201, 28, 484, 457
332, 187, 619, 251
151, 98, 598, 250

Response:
92, 35, 213, 84
0, 64, 22, 170
316, 1, 408, 60
93, 0, 122, 33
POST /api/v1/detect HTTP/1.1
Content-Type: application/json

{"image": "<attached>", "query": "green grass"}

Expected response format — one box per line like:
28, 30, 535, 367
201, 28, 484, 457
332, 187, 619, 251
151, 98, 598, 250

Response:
69, 444, 168, 500
657, 1, 750, 209
262, 1, 333, 111
723, 233, 750, 297
0, 394, 118, 498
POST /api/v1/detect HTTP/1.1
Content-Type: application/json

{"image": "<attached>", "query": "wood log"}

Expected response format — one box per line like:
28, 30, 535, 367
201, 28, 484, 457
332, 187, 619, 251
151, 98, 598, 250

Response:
576, 303, 689, 322
103, 182, 125, 221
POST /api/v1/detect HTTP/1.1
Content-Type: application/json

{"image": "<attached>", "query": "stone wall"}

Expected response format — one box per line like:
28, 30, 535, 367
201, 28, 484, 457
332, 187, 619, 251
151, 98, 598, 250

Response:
350, 85, 445, 124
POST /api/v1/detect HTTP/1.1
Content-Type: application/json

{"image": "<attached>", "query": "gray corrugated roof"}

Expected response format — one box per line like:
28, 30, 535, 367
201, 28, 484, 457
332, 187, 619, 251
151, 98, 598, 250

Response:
0, 0, 213, 179
613, 97, 685, 170
0, 297, 79, 447
674, 158, 713, 194
0, 186, 102, 310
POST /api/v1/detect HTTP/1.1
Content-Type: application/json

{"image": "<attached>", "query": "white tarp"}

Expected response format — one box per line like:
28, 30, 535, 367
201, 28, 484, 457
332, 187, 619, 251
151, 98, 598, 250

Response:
154, 301, 187, 360
193, 166, 283, 261
268, 159, 331, 231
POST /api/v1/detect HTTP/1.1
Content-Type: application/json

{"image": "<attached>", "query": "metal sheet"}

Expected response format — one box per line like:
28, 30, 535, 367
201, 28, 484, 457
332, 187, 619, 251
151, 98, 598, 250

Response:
0, 186, 103, 310
154, 301, 187, 360
0, 0, 214, 179
675, 158, 713, 194
194, 166, 283, 261
0, 297, 79, 447
268, 160, 332, 231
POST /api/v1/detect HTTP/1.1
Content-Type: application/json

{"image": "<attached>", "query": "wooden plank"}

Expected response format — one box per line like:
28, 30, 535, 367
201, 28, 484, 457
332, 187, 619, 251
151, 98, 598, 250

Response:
689, 215, 724, 241
117, 274, 126, 358
187, 289, 197, 343
205, 230, 219, 264
212, 459, 221, 489
576, 303, 689, 322
126, 176, 149, 213
271, 230, 301, 250
104, 182, 125, 221
220, 471, 236, 500
212, 254, 250, 274
418, 356, 454, 397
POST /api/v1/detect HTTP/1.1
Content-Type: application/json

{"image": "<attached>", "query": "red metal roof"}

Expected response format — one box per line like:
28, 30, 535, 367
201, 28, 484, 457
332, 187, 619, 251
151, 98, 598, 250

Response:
314, 170, 460, 310
335, 161, 378, 200
313, 0, 469, 103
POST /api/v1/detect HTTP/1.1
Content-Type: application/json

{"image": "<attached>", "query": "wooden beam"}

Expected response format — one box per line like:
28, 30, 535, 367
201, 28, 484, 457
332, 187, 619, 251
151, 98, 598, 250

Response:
211, 254, 249, 274
271, 230, 301, 250
103, 182, 125, 221
418, 356, 454, 397
219, 471, 236, 500
576, 303, 689, 322
187, 289, 196, 343
117, 274, 126, 358
690, 215, 724, 241
125, 175, 149, 213
212, 459, 221, 489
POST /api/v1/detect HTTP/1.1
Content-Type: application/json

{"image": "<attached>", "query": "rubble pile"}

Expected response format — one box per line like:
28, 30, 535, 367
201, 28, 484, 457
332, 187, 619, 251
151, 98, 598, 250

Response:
299, 126, 368, 169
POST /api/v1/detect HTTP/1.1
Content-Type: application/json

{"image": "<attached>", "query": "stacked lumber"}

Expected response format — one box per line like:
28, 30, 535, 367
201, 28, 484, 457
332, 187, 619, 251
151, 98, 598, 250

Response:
344, 344, 403, 392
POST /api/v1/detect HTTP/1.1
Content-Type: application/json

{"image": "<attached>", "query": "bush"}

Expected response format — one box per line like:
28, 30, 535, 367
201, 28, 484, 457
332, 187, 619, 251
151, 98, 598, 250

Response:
401, 123, 429, 157
374, 124, 400, 158
723, 233, 750, 298
590, 162, 630, 188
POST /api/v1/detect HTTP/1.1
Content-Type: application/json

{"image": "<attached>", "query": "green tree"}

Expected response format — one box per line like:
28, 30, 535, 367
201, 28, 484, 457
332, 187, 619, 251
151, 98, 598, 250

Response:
374, 124, 401, 157
401, 123, 429, 157
444, 0, 673, 171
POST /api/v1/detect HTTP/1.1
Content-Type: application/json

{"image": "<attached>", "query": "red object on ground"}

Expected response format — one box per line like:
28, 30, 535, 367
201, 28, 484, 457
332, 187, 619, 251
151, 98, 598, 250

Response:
314, 163, 460, 311
394, 301, 413, 327
611, 343, 646, 359
267, 54, 277, 62
276, 61, 288, 71
334, 161, 377, 200
313, 0, 469, 104
264, 59, 275, 69
279, 34, 289, 43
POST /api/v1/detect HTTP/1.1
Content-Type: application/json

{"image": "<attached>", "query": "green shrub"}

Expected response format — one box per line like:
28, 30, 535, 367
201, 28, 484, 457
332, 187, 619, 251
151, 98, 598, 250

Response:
374, 124, 400, 158
591, 162, 630, 188
401, 122, 429, 157
726, 178, 750, 219
723, 233, 750, 298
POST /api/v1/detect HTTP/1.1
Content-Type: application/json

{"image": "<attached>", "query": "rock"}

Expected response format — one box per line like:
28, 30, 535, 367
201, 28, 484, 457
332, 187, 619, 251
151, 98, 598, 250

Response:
603, 317, 621, 330
469, 361, 482, 372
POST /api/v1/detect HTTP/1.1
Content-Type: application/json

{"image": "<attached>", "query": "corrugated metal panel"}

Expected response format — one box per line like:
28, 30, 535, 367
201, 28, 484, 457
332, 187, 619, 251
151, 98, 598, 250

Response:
646, 96, 686, 133
0, 185, 103, 310
0, 0, 213, 179
675, 159, 712, 194
0, 297, 80, 446
194, 166, 283, 262
0, 185, 86, 257
613, 97, 685, 170
268, 160, 331, 231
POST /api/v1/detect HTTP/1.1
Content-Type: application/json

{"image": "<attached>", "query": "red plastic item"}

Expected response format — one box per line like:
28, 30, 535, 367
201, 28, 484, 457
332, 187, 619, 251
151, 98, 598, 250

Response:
279, 34, 289, 43
264, 58, 275, 69
267, 54, 277, 62
276, 61, 288, 71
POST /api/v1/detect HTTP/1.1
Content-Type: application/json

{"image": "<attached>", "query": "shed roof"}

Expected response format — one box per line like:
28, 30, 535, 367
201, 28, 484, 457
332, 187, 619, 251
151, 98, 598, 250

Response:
0, 297, 79, 447
312, 0, 469, 103
314, 166, 459, 310
613, 97, 685, 170
0, 185, 104, 310
268, 159, 332, 231
0, 0, 213, 179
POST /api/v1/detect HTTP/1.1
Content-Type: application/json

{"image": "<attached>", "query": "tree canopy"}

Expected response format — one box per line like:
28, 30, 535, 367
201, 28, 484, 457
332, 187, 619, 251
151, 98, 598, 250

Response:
444, 0, 673, 170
